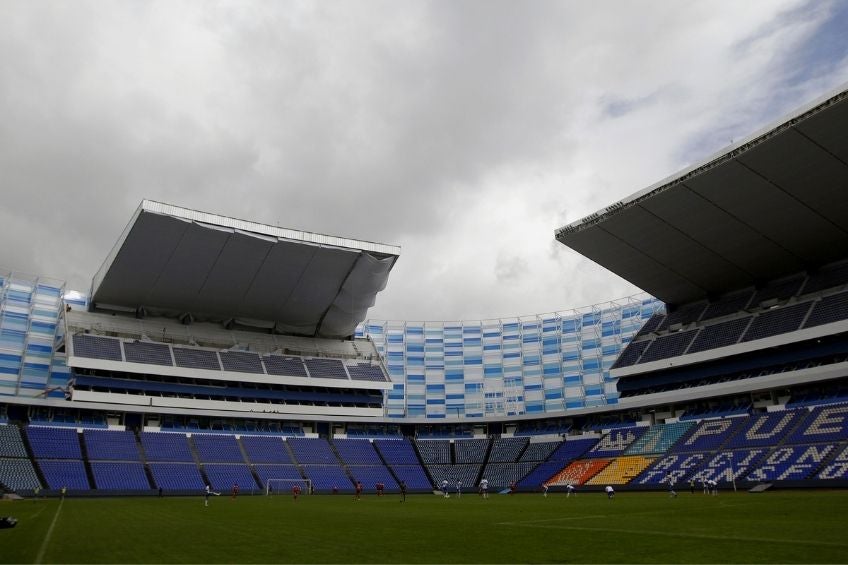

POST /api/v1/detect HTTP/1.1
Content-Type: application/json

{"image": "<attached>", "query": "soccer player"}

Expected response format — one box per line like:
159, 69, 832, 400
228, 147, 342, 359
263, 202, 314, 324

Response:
292, 484, 301, 500
605, 485, 615, 499
665, 474, 677, 498
455, 480, 462, 498
509, 481, 516, 495
354, 481, 363, 501
231, 483, 239, 500
707, 479, 718, 496
480, 478, 489, 499
566, 483, 576, 497
399, 480, 407, 502
689, 479, 695, 494
204, 484, 211, 507
376, 482, 384, 496
542, 483, 549, 498
441, 479, 449, 498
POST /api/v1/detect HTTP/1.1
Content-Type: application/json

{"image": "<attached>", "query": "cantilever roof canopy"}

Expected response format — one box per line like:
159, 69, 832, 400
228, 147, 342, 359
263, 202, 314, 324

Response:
556, 84, 848, 308
90, 200, 400, 339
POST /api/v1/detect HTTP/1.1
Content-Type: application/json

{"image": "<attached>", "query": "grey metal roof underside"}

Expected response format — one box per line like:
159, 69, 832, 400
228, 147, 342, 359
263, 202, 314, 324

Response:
90, 201, 400, 338
556, 84, 848, 307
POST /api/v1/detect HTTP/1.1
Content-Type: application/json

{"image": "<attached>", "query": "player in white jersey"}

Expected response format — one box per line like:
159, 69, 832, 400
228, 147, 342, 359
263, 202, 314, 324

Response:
605, 485, 615, 499
566, 484, 576, 497
480, 478, 489, 499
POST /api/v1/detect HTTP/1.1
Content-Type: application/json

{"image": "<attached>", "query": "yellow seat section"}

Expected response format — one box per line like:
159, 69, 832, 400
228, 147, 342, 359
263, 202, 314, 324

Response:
546, 458, 610, 486
586, 455, 656, 485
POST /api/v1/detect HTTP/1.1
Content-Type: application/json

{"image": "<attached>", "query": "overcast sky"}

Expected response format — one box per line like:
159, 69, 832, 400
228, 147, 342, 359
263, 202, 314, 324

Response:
2, 1, 848, 322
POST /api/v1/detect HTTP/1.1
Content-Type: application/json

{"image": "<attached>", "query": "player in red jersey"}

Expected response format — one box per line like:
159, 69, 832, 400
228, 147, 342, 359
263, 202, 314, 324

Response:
292, 484, 301, 500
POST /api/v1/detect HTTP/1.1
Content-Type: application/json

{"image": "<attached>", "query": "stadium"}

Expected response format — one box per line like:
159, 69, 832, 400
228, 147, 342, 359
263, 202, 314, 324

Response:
1, 84, 848, 563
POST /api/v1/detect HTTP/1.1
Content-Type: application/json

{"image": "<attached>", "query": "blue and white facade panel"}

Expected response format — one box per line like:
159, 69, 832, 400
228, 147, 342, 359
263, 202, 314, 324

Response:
357, 294, 661, 420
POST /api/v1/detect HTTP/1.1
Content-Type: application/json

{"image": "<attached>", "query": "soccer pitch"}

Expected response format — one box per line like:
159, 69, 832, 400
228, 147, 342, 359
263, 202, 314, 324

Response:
1, 490, 846, 563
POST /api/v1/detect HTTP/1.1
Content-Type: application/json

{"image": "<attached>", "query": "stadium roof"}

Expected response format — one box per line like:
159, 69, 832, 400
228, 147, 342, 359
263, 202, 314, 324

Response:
90, 200, 400, 339
556, 83, 848, 307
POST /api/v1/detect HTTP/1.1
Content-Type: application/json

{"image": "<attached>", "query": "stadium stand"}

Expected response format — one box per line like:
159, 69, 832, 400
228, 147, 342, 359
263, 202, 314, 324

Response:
240, 436, 294, 464
4, 88, 848, 497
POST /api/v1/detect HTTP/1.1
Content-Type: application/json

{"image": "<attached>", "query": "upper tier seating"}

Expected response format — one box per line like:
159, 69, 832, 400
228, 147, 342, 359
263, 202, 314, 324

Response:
519, 441, 561, 462
84, 430, 141, 461
346, 363, 388, 382
488, 437, 528, 462
0, 424, 28, 457
750, 276, 805, 306
584, 427, 648, 458
73, 334, 123, 361
332, 439, 383, 465
140, 432, 195, 462
26, 426, 82, 459
686, 317, 751, 354
700, 290, 753, 320
262, 355, 309, 377
638, 329, 698, 363
722, 410, 808, 449
671, 418, 747, 452
801, 263, 848, 295
655, 302, 707, 331
287, 438, 339, 464
741, 302, 812, 342
374, 439, 420, 465
304, 358, 349, 380
784, 403, 848, 444
192, 434, 245, 463
803, 291, 848, 328
172, 347, 222, 371
219, 351, 264, 374
625, 421, 695, 455
240, 436, 293, 464
123, 340, 173, 366
415, 440, 451, 464
454, 439, 489, 463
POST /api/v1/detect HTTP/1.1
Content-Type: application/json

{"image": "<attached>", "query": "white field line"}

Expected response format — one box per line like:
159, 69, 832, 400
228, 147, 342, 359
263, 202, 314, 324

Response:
498, 521, 848, 548
35, 498, 63, 564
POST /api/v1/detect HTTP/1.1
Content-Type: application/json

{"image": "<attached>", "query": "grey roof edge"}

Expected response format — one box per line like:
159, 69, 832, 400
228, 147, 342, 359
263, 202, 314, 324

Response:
90, 201, 145, 298
141, 200, 401, 256
555, 81, 848, 240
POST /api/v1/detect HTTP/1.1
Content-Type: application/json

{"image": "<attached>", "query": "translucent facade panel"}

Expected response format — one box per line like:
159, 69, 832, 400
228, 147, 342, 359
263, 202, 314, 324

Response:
358, 295, 659, 419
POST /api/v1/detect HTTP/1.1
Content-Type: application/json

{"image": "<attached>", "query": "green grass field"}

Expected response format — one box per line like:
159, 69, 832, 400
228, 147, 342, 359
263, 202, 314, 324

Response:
1, 490, 847, 563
